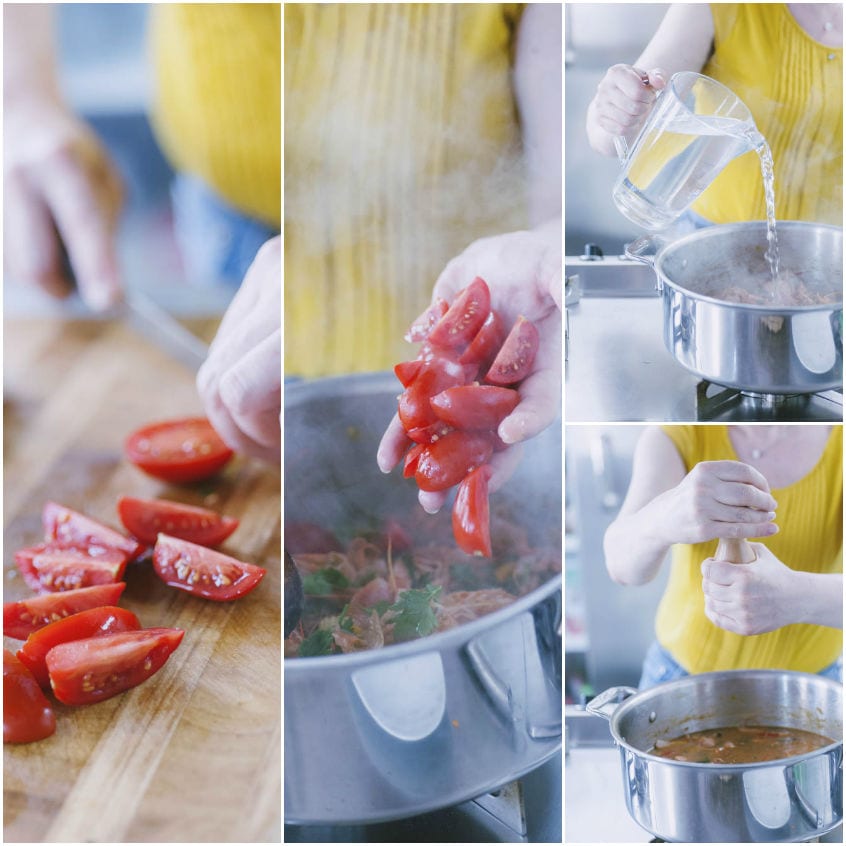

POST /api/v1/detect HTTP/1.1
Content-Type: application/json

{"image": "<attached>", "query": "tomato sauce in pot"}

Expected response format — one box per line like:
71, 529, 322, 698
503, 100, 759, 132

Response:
651, 725, 834, 764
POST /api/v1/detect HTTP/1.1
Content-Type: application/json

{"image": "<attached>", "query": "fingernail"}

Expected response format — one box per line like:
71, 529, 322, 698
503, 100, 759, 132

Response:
86, 284, 120, 312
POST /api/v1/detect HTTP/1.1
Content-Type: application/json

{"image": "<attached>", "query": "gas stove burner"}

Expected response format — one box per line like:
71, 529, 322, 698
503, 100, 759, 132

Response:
695, 381, 843, 422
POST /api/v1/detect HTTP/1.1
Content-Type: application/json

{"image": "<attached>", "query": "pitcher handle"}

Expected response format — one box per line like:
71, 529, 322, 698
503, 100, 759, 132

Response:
613, 135, 629, 164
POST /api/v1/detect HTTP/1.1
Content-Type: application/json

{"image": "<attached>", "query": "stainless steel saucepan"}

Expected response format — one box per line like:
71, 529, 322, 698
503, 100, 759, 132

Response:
588, 670, 843, 842
627, 221, 843, 394
283, 373, 562, 824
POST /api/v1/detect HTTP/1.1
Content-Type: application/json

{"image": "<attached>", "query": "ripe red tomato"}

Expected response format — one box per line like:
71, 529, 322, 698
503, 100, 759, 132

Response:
414, 431, 495, 492
46, 628, 184, 706
484, 316, 540, 386
124, 417, 234, 483
459, 308, 506, 373
117, 496, 239, 547
404, 297, 449, 343
402, 443, 426, 478
152, 534, 266, 601
452, 465, 493, 558
397, 357, 468, 431
17, 606, 141, 688
4, 650, 56, 743
15, 544, 129, 593
427, 277, 492, 349
43, 501, 145, 561
4, 583, 127, 639
430, 384, 520, 431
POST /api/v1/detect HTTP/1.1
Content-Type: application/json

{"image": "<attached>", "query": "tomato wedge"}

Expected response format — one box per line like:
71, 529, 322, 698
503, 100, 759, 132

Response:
47, 628, 184, 706
452, 465, 493, 557
125, 417, 234, 483
117, 496, 239, 547
402, 443, 426, 478
459, 308, 506, 373
43, 501, 145, 561
404, 297, 449, 343
17, 606, 141, 688
427, 277, 491, 349
4, 650, 56, 743
15, 544, 129, 593
414, 431, 495, 492
152, 534, 266, 601
484, 315, 540, 386
398, 357, 469, 431
430, 384, 520, 430
4, 583, 127, 639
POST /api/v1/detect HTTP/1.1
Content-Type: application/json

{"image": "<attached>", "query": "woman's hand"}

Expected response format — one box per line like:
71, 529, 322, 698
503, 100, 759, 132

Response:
654, 460, 779, 546
197, 237, 281, 464
586, 64, 666, 157
377, 223, 561, 513
4, 101, 123, 310
702, 543, 825, 635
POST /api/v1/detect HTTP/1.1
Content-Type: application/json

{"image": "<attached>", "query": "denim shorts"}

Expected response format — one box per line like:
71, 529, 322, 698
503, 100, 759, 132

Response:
638, 641, 843, 689
171, 174, 278, 288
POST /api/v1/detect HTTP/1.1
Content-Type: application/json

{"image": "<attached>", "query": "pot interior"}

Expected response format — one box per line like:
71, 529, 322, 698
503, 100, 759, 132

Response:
613, 671, 843, 757
658, 222, 843, 309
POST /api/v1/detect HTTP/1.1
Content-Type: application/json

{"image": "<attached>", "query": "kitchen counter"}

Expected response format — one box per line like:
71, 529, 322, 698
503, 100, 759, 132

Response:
3, 317, 281, 842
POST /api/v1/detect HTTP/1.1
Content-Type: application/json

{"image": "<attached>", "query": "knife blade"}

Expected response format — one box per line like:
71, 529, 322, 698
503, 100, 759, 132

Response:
122, 291, 210, 372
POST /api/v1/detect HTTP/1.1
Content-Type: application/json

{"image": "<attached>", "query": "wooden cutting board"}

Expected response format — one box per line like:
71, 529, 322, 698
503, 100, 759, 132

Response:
3, 317, 281, 843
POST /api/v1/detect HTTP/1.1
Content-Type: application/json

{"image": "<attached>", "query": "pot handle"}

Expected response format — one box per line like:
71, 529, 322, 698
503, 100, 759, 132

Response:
624, 235, 662, 267
585, 685, 638, 720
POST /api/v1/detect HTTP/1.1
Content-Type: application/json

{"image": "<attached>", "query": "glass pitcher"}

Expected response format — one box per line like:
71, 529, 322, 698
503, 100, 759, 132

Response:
612, 71, 763, 230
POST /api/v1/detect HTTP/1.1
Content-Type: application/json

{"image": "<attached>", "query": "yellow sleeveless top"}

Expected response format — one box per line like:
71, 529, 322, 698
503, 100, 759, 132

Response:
148, 4, 281, 228
284, 4, 527, 377
693, 4, 842, 224
655, 425, 842, 674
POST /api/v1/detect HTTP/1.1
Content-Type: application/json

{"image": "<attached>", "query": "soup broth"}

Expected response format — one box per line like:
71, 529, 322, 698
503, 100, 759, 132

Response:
651, 725, 834, 764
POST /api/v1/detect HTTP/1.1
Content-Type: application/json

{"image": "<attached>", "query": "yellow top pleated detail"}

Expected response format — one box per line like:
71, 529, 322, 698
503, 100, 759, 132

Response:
655, 425, 843, 674
693, 3, 842, 224
148, 4, 281, 228
284, 3, 527, 377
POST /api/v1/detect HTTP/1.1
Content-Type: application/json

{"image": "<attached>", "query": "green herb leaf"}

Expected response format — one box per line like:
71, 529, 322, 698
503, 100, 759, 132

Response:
389, 585, 442, 642
302, 567, 350, 595
298, 629, 336, 657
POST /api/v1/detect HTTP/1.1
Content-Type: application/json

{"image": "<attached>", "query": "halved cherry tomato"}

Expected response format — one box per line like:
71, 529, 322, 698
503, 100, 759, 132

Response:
17, 606, 141, 688
398, 357, 469, 431
414, 431, 495, 492
430, 384, 520, 431
43, 501, 145, 561
484, 315, 540, 386
4, 583, 127, 639
427, 277, 492, 350
117, 496, 239, 547
405, 297, 449, 343
459, 309, 506, 373
124, 417, 234, 483
393, 360, 424, 388
405, 421, 452, 445
4, 650, 56, 743
152, 534, 266, 601
452, 465, 493, 557
15, 544, 129, 593
46, 628, 184, 706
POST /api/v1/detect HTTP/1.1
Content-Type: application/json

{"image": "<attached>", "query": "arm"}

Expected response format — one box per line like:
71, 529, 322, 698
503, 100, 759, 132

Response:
4, 5, 123, 309
703, 545, 843, 634
603, 428, 778, 586
513, 3, 562, 226
586, 3, 715, 156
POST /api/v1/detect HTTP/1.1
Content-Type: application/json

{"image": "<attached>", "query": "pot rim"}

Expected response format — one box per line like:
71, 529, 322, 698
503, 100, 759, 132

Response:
654, 221, 844, 313
607, 669, 843, 769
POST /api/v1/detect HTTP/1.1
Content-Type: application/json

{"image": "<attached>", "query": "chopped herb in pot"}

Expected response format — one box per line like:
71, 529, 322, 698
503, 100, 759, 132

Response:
389, 585, 442, 642
302, 567, 350, 595
298, 628, 336, 657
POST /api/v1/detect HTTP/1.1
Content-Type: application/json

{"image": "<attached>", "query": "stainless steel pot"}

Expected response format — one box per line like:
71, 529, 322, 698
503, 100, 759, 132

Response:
588, 670, 843, 842
283, 373, 562, 824
627, 222, 843, 394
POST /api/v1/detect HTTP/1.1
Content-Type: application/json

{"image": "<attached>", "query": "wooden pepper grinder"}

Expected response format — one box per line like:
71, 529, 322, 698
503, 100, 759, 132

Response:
715, 537, 757, 564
